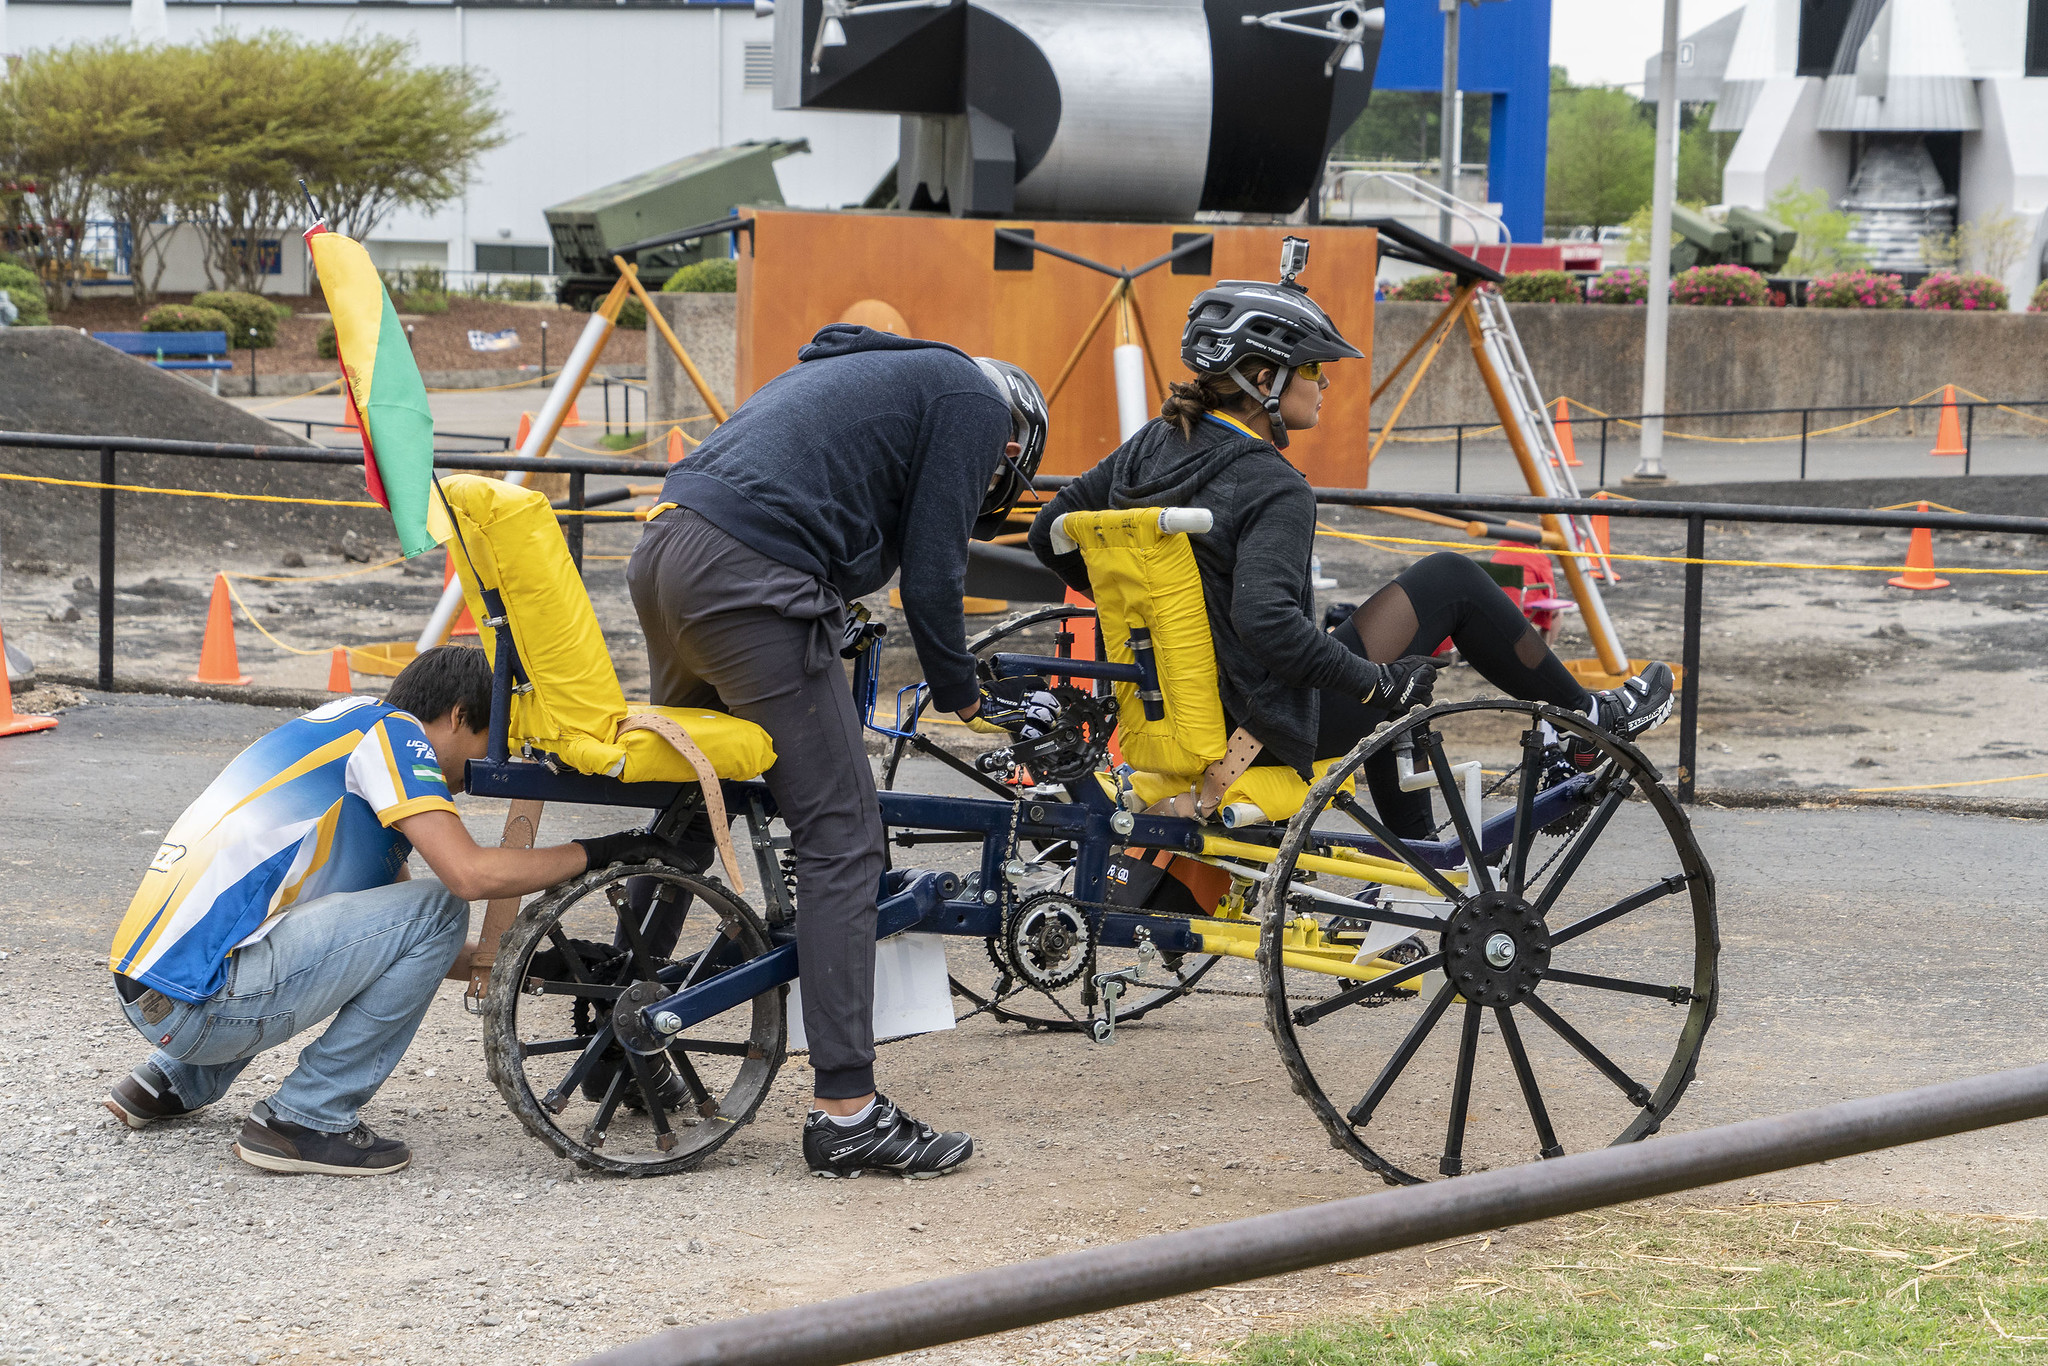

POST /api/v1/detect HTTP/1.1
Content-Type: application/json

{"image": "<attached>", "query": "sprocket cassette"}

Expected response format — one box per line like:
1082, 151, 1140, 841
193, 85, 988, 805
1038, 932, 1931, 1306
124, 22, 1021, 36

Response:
1002, 891, 1096, 992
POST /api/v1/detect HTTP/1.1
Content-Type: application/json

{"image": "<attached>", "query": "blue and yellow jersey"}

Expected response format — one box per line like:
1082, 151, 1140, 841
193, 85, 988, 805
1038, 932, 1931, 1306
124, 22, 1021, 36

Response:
109, 697, 460, 1002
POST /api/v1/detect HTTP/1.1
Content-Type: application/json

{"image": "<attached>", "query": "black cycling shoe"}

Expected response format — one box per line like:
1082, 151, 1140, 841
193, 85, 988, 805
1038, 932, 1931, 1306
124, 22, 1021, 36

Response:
1563, 662, 1675, 771
803, 1094, 973, 1180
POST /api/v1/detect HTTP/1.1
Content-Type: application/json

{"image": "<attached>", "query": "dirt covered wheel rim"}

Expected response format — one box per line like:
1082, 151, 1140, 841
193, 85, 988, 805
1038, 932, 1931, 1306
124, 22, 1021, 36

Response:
482, 861, 785, 1177
1256, 699, 1719, 1186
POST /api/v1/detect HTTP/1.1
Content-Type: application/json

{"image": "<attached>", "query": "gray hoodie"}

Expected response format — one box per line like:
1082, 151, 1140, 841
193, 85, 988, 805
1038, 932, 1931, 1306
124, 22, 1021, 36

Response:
1028, 415, 1376, 774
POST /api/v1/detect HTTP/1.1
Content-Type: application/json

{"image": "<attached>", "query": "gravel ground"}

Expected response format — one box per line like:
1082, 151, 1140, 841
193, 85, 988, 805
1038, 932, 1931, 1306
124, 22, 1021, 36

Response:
4, 696, 2048, 1366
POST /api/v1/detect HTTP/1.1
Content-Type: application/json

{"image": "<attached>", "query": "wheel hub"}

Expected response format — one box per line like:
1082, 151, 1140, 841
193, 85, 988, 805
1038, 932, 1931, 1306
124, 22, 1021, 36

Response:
1004, 892, 1095, 992
1442, 890, 1549, 1006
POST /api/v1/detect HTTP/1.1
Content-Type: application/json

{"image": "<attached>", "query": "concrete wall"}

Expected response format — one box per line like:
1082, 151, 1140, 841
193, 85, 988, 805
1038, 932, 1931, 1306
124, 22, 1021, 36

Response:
1370, 301, 2048, 438
646, 293, 737, 426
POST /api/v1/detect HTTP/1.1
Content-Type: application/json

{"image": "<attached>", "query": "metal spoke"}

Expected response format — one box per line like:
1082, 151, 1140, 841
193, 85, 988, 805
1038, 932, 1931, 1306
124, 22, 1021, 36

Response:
608, 883, 666, 983
1545, 968, 1692, 1004
1504, 729, 1545, 897
581, 1068, 626, 1147
1421, 729, 1492, 894
1523, 993, 1652, 1108
665, 1044, 722, 1119
1332, 792, 1468, 906
1548, 874, 1690, 948
1439, 1001, 1483, 1176
1528, 782, 1631, 920
520, 1035, 592, 1058
1496, 1006, 1563, 1159
546, 927, 593, 984
1291, 952, 1443, 1027
1348, 981, 1456, 1126
626, 1049, 679, 1151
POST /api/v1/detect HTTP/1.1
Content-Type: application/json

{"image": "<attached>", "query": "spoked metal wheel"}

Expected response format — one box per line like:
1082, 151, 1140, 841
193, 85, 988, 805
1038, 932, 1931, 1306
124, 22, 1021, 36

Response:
483, 861, 785, 1176
1259, 700, 1717, 1185
882, 602, 1222, 1032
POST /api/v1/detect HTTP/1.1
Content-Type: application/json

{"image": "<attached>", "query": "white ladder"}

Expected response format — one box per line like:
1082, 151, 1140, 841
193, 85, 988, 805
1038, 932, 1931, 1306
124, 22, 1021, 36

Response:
1470, 288, 1626, 659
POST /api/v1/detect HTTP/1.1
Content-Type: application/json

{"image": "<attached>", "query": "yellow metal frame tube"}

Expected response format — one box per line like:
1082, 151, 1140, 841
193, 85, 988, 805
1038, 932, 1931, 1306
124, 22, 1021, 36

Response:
1198, 834, 1460, 896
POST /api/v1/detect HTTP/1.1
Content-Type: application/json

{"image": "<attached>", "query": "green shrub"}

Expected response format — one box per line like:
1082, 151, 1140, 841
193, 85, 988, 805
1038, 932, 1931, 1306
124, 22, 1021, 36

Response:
1807, 269, 1907, 309
142, 303, 234, 334
1498, 270, 1582, 304
661, 257, 738, 293
0, 262, 50, 325
1389, 272, 1457, 303
2031, 280, 2048, 313
1911, 270, 2009, 312
1670, 263, 1769, 306
400, 290, 450, 315
191, 290, 279, 347
619, 296, 647, 331
1584, 267, 1649, 304
316, 320, 337, 360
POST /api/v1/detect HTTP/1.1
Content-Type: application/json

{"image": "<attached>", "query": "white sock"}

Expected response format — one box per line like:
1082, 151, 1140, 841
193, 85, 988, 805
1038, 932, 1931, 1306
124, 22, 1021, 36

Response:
817, 1099, 876, 1127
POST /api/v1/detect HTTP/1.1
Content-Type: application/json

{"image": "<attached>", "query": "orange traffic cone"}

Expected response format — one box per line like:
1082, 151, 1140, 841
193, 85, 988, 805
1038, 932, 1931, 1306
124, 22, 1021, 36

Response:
0, 620, 58, 738
665, 427, 688, 463
337, 387, 363, 435
191, 573, 252, 685
1552, 397, 1581, 467
326, 645, 353, 694
1589, 489, 1614, 581
1888, 502, 1950, 591
443, 556, 477, 637
1930, 384, 1967, 457
559, 395, 587, 429
514, 411, 533, 454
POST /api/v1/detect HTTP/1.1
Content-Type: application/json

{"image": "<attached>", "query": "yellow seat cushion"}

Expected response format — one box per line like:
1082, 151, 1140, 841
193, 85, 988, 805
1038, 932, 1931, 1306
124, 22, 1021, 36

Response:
1118, 758, 1355, 826
436, 475, 773, 782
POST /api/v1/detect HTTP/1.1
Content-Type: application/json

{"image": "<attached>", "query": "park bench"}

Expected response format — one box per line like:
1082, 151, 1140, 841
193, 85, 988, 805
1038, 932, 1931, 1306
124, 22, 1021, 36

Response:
91, 331, 234, 394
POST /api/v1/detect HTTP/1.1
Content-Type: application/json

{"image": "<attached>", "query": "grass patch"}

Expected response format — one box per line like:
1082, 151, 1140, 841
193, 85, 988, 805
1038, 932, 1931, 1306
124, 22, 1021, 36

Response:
1151, 1204, 2048, 1364
596, 429, 645, 451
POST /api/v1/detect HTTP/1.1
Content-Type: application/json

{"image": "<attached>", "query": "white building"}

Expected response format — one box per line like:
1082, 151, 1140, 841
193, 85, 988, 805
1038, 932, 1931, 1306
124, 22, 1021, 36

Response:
0, 0, 900, 291
1654, 0, 2048, 306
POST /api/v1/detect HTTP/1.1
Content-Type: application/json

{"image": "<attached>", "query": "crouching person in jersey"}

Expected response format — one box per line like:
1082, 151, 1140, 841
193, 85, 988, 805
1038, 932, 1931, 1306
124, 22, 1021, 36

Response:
102, 647, 681, 1176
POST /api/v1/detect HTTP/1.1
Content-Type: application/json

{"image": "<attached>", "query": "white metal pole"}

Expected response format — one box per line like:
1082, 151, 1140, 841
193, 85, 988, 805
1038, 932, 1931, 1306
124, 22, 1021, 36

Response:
1437, 0, 1460, 242
1634, 0, 1681, 483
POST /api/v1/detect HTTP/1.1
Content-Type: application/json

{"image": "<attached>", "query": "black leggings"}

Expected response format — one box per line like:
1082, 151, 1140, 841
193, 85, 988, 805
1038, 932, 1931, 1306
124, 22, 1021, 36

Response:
1273, 551, 1593, 837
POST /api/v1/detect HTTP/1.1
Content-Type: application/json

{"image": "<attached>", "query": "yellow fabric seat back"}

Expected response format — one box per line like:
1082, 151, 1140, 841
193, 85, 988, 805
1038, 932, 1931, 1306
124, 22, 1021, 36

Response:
436, 474, 774, 782
1061, 508, 1227, 778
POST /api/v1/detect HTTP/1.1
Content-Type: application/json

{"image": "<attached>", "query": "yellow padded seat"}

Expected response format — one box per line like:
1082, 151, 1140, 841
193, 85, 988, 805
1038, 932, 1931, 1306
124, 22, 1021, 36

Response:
1058, 507, 1227, 778
1123, 759, 1354, 827
435, 474, 775, 782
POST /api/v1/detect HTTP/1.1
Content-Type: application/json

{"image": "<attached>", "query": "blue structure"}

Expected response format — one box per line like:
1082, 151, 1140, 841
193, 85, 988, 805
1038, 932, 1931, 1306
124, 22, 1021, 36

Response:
1370, 0, 1551, 244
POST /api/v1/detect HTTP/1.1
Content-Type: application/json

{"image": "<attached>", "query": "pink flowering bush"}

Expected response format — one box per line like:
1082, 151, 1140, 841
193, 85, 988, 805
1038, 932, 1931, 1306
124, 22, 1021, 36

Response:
1910, 271, 2009, 312
1807, 269, 1907, 309
1669, 264, 1769, 306
1390, 272, 1458, 303
2031, 280, 2048, 313
1584, 268, 1649, 304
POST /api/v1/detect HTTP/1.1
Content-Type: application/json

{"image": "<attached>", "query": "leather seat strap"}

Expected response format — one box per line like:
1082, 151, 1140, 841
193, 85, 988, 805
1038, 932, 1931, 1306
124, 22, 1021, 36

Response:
1196, 727, 1265, 820
615, 714, 747, 893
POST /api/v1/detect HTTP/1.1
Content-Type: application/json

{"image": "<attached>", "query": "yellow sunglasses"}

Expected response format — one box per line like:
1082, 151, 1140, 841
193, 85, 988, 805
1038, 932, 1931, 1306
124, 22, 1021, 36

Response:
1295, 361, 1326, 382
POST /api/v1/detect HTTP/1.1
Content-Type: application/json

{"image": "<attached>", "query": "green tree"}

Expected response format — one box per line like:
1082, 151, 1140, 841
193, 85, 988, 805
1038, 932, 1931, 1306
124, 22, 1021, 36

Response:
1545, 85, 1653, 236
1332, 88, 1491, 167
1766, 180, 1866, 275
1677, 109, 1735, 204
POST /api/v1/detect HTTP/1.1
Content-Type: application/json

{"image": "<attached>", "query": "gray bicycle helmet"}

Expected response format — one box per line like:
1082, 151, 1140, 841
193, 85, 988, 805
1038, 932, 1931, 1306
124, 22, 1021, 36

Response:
972, 356, 1049, 539
1180, 236, 1361, 449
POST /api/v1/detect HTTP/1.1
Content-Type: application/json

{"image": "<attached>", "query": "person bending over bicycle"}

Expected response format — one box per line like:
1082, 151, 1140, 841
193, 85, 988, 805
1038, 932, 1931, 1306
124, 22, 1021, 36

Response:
629, 324, 1052, 1179
1027, 241, 1673, 842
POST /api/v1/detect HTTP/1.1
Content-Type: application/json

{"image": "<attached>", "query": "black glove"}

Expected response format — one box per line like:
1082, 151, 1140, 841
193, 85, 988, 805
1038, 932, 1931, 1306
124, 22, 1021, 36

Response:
1367, 654, 1439, 715
840, 604, 887, 659
971, 681, 1061, 738
573, 830, 685, 872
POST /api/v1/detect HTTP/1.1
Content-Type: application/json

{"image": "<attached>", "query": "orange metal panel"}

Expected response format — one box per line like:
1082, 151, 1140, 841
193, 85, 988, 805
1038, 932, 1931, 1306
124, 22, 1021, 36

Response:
736, 208, 1378, 488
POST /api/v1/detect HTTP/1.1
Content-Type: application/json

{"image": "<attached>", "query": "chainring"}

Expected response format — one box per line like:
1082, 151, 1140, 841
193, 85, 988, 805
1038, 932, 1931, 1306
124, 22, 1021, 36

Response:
1002, 892, 1097, 992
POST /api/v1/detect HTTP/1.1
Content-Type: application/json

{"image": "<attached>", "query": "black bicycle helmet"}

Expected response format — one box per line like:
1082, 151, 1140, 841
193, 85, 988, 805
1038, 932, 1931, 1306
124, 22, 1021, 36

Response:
972, 356, 1049, 539
1180, 236, 1361, 448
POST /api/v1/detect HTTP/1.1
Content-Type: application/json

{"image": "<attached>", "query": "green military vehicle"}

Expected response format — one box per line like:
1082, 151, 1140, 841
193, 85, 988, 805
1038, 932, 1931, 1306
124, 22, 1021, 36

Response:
546, 139, 808, 309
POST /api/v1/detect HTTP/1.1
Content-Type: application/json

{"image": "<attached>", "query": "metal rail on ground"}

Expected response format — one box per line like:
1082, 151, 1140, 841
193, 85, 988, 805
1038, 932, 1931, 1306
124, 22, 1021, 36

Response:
6, 430, 2048, 802
573, 1063, 2048, 1366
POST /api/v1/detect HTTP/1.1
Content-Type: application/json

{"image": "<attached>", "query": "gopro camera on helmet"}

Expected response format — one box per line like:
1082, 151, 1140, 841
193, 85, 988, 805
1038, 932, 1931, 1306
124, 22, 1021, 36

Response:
1278, 235, 1310, 289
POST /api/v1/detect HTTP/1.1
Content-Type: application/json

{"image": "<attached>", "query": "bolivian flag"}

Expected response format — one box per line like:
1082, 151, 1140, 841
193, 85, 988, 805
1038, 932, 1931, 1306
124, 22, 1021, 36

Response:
306, 223, 449, 557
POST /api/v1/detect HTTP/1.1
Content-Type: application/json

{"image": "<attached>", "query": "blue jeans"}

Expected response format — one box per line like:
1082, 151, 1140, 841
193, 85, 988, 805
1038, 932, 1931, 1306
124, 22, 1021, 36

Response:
119, 878, 469, 1132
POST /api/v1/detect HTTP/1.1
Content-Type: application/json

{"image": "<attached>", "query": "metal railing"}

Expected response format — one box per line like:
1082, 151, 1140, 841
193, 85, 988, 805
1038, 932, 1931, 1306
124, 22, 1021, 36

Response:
577, 1063, 2048, 1366
1395, 395, 2048, 489
7, 429, 2048, 803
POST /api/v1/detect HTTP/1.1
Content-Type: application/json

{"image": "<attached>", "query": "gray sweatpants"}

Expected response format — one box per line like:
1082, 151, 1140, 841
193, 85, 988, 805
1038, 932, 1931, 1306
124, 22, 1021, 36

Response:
626, 509, 884, 1099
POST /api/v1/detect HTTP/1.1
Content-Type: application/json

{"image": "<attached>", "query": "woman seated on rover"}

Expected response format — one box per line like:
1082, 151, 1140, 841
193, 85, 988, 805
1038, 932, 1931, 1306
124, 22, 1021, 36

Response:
1027, 244, 1674, 843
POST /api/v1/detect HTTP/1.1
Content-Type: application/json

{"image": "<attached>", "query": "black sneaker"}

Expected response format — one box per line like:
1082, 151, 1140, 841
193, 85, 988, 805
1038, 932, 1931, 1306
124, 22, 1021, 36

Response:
803, 1094, 973, 1180
1592, 662, 1674, 743
105, 1064, 197, 1129
233, 1101, 411, 1176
